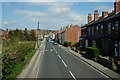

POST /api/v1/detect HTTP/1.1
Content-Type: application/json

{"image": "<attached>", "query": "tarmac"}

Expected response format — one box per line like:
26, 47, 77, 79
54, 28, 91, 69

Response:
59, 45, 120, 80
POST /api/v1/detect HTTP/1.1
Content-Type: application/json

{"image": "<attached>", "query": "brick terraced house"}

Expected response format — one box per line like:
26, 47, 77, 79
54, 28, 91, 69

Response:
80, 1, 120, 70
55, 25, 81, 45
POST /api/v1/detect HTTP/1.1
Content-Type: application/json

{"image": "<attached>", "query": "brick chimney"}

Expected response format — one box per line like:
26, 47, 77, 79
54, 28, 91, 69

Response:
94, 10, 99, 21
66, 26, 69, 30
88, 14, 92, 23
70, 24, 72, 28
102, 11, 108, 18
114, 0, 120, 13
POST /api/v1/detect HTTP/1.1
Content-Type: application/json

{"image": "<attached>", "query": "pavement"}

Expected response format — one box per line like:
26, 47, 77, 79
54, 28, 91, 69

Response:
59, 44, 120, 80
18, 38, 119, 80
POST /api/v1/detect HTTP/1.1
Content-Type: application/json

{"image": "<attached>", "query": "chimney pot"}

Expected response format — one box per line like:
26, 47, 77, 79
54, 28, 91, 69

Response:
70, 24, 72, 28
102, 11, 108, 18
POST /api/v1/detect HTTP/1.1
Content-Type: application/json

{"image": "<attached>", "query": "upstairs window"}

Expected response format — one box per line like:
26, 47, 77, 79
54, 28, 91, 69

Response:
96, 26, 98, 34
108, 23, 111, 34
88, 27, 90, 35
101, 25, 103, 34
92, 27, 94, 35
115, 21, 119, 31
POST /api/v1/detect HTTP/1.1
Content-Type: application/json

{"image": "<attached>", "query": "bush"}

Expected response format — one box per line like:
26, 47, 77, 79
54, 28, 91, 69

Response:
64, 41, 78, 47
2, 41, 36, 79
76, 47, 81, 51
86, 47, 100, 61
64, 41, 71, 47
70, 42, 77, 47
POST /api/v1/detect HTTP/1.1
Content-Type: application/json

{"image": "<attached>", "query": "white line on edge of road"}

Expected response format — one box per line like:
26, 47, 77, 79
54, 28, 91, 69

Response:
36, 38, 46, 78
61, 46, 110, 79
69, 71, 76, 80
36, 52, 42, 78
80, 60, 110, 79
58, 54, 61, 59
62, 60, 67, 67
41, 44, 42, 47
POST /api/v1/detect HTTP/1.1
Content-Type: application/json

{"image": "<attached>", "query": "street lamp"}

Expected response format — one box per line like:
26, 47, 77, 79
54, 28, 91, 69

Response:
37, 22, 40, 48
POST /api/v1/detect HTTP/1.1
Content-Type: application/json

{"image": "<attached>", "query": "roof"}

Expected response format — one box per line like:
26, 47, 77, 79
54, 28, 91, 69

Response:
84, 11, 120, 27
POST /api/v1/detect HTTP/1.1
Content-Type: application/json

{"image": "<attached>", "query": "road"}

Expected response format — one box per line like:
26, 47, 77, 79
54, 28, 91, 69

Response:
19, 38, 110, 79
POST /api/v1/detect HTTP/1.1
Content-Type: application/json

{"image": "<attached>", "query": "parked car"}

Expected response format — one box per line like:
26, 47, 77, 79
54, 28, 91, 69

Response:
53, 42, 57, 45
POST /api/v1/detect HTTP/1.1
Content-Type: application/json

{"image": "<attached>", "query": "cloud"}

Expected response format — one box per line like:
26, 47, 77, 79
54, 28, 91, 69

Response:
97, 5, 113, 12
11, 2, 86, 30
13, 10, 45, 17
2, 22, 9, 25
48, 7, 70, 14
2, 20, 17, 25
2, 0, 114, 2
2, 0, 58, 2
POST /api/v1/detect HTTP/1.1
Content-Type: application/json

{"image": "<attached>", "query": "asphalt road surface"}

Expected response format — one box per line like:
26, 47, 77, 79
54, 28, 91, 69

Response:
19, 38, 110, 79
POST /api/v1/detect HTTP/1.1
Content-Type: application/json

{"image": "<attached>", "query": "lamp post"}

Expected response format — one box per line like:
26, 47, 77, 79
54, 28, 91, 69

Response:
37, 22, 40, 48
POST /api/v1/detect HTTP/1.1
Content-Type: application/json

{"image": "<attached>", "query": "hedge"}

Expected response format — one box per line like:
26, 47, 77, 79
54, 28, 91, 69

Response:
64, 41, 71, 47
64, 41, 78, 47
86, 47, 100, 61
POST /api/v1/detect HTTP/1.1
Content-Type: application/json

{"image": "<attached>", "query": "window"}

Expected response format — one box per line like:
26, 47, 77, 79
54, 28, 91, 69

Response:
96, 26, 98, 30
96, 26, 98, 34
101, 25, 103, 34
92, 27, 94, 35
88, 27, 90, 35
115, 21, 119, 31
108, 23, 111, 34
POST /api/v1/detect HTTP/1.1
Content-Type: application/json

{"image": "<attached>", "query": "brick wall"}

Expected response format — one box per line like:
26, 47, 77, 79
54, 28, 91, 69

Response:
65, 25, 81, 42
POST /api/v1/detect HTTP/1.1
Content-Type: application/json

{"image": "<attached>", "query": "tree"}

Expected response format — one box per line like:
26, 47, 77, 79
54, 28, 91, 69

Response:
23, 28, 30, 41
29, 30, 36, 41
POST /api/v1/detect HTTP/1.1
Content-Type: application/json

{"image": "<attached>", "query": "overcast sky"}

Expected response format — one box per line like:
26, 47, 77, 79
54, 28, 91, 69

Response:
1, 1, 114, 30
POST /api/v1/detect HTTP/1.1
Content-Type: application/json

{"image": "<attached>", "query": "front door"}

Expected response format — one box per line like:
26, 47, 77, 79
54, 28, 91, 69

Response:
114, 41, 120, 57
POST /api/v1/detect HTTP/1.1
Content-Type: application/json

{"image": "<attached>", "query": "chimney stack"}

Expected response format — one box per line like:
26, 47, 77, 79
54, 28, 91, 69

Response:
88, 14, 92, 23
102, 11, 108, 18
94, 10, 99, 21
114, 0, 120, 13
66, 26, 69, 30
70, 24, 72, 28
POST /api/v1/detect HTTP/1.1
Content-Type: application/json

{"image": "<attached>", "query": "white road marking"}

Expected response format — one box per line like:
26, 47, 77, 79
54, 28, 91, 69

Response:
51, 49, 53, 51
50, 44, 58, 54
36, 52, 42, 78
80, 60, 110, 78
58, 55, 61, 59
40, 44, 42, 47
36, 53, 40, 78
61, 46, 110, 79
62, 60, 67, 67
69, 71, 76, 80
36, 38, 46, 78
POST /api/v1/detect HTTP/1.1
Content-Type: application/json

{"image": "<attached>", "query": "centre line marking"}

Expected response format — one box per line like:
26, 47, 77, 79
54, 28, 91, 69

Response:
69, 71, 76, 80
62, 60, 67, 67
58, 55, 61, 58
